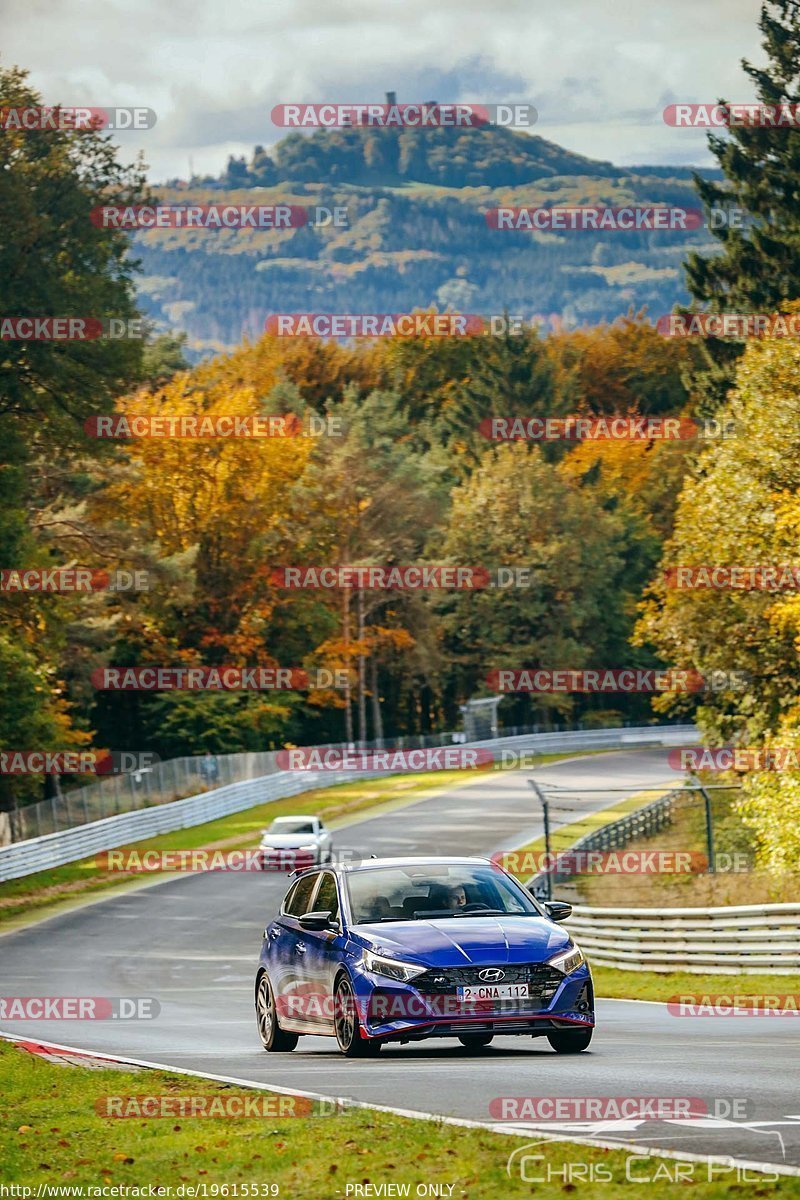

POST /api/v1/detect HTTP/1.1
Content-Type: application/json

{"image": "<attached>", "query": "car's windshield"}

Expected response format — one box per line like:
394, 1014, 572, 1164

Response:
345, 865, 542, 924
267, 819, 316, 834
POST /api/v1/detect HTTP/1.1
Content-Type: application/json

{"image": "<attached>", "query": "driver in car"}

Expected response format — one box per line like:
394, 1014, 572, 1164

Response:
446, 884, 467, 909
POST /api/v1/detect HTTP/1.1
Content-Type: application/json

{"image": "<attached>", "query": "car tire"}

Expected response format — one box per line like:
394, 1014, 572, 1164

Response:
457, 1034, 494, 1051
256, 973, 299, 1052
334, 975, 381, 1057
547, 1025, 593, 1053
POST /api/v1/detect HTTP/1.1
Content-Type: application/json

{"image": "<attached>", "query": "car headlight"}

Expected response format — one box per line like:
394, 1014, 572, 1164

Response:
362, 949, 427, 983
547, 943, 585, 975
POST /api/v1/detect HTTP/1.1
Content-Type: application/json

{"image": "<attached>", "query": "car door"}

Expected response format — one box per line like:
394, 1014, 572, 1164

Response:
292, 870, 344, 1033
267, 871, 321, 1031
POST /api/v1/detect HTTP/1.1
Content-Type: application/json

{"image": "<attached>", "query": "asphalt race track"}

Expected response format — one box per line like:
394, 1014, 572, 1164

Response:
2, 749, 799, 1172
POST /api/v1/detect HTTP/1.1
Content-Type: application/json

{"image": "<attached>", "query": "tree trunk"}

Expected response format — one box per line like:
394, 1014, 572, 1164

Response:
357, 589, 367, 745
343, 587, 353, 743
370, 652, 384, 747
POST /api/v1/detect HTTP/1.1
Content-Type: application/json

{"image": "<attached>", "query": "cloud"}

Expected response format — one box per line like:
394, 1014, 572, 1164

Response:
2, 0, 765, 178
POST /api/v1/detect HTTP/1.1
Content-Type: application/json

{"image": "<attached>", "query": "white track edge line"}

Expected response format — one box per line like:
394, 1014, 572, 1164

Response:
2, 1030, 797, 1178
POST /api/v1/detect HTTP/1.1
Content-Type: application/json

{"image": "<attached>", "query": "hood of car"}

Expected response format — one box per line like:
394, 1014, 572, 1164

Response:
260, 833, 319, 848
351, 915, 569, 965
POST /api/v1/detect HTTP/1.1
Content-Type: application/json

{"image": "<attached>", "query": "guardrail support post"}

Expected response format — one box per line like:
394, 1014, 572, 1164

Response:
698, 781, 716, 873
528, 780, 552, 900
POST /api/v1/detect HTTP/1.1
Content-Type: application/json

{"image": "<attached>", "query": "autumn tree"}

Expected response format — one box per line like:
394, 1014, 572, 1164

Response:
635, 331, 800, 870
432, 442, 650, 726
272, 388, 445, 742
0, 66, 149, 806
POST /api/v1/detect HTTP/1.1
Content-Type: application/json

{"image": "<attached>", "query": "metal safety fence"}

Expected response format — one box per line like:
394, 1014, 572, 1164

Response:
566, 902, 800, 974
0, 723, 695, 882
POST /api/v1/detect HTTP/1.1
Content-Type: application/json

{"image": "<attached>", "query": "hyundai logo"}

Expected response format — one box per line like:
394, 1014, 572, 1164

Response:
478, 968, 505, 982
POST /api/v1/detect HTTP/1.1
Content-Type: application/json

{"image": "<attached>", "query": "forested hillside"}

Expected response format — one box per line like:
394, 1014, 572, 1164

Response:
136, 122, 720, 353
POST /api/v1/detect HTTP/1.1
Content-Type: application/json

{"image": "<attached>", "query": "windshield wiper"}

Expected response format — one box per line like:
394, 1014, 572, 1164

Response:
453, 908, 507, 917
358, 916, 409, 923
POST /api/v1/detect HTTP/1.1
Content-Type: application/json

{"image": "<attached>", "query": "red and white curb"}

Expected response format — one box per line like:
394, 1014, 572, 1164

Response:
7, 1034, 143, 1070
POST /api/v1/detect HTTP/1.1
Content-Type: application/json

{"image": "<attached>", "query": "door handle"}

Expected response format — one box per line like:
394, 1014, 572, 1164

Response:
296, 942, 307, 954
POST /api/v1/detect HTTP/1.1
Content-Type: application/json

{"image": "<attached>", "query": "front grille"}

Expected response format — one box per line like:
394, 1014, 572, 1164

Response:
414, 964, 562, 999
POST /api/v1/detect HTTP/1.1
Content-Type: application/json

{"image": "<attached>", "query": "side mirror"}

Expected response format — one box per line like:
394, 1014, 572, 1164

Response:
298, 910, 337, 931
544, 900, 572, 923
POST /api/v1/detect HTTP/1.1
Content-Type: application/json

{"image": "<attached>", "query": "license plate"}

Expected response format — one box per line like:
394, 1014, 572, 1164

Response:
457, 983, 530, 1002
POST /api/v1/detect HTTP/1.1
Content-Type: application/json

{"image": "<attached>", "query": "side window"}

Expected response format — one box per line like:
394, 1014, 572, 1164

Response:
283, 872, 319, 917
281, 880, 299, 915
313, 872, 339, 921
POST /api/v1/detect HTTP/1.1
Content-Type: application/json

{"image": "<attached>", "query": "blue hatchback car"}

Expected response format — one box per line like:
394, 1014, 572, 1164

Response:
255, 856, 594, 1057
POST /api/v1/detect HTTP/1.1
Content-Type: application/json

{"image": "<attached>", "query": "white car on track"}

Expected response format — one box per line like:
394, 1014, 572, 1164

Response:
259, 815, 333, 870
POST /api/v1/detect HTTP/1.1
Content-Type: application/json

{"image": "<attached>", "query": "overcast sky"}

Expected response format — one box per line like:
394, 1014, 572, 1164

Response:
3, 0, 766, 181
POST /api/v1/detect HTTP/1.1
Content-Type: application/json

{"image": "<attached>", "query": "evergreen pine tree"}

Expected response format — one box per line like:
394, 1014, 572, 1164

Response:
685, 0, 800, 411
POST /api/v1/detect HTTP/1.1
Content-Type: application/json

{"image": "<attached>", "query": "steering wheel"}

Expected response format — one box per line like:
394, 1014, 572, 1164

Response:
461, 902, 492, 912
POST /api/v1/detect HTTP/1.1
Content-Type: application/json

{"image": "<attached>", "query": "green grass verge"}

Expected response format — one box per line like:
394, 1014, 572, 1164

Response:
1, 1040, 796, 1196
0, 753, 582, 932
592, 965, 800, 1004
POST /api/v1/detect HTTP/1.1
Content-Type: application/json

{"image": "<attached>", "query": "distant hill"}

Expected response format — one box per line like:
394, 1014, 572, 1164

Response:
137, 123, 720, 355
210, 124, 627, 190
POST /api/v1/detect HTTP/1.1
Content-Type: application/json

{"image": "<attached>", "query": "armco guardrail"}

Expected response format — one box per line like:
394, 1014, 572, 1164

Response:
3, 718, 692, 844
567, 903, 800, 975
0, 723, 695, 884
0, 768, 370, 884
527, 789, 679, 896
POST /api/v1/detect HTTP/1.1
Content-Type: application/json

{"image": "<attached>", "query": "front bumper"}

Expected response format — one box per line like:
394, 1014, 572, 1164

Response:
260, 848, 318, 871
351, 961, 594, 1041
